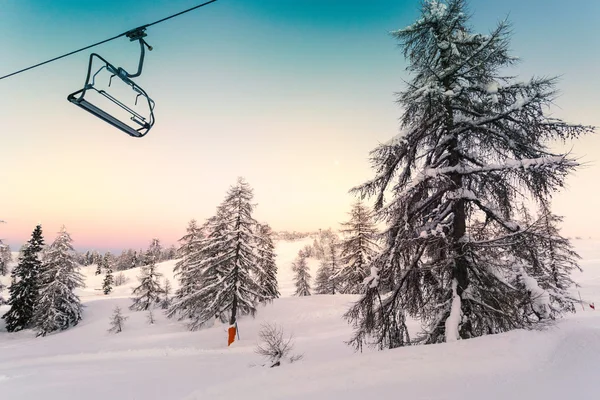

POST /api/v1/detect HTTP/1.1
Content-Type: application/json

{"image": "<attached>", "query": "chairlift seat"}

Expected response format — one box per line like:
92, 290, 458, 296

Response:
68, 50, 155, 138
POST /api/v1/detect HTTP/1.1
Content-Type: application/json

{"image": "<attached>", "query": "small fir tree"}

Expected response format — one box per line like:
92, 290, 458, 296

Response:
255, 223, 280, 301
108, 306, 127, 334
172, 219, 204, 300
314, 261, 333, 295
0, 281, 5, 305
130, 239, 164, 311
0, 242, 12, 275
161, 279, 172, 310
102, 253, 114, 295
337, 202, 379, 294
292, 255, 311, 297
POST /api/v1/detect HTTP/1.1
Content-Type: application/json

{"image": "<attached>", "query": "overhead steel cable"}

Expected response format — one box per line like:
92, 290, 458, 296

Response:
0, 0, 219, 81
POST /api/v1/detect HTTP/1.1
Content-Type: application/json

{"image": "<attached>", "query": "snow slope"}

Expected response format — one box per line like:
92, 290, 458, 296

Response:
1, 238, 599, 400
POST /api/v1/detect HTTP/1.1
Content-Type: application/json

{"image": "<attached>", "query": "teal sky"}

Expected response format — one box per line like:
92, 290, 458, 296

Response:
1, 0, 599, 252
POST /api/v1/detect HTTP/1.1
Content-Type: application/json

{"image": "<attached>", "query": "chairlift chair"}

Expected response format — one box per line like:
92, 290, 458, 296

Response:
67, 28, 155, 138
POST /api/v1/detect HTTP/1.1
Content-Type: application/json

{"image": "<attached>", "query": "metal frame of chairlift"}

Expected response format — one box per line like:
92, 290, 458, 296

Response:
67, 28, 155, 138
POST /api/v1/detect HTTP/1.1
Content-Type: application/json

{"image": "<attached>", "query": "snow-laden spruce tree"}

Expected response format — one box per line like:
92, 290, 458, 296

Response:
346, 0, 593, 349
3, 224, 44, 332
292, 255, 311, 297
172, 219, 204, 299
327, 240, 340, 294
168, 178, 266, 330
314, 261, 333, 295
0, 242, 11, 276
143, 239, 162, 266
337, 202, 379, 294
169, 209, 230, 322
0, 241, 10, 304
102, 253, 114, 295
506, 202, 581, 319
314, 240, 340, 295
34, 226, 84, 336
312, 229, 338, 261
130, 239, 164, 311
0, 281, 5, 305
255, 223, 279, 301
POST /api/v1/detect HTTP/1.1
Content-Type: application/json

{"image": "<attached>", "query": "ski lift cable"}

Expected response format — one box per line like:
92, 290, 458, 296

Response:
0, 0, 219, 81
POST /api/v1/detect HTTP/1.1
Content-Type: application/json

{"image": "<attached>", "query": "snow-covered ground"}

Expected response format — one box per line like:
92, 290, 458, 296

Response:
1, 238, 599, 399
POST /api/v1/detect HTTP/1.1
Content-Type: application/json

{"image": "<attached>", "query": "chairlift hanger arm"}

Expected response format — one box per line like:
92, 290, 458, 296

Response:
122, 27, 153, 79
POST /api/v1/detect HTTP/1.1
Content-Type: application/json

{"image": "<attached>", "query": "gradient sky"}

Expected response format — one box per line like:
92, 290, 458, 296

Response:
1, 0, 599, 253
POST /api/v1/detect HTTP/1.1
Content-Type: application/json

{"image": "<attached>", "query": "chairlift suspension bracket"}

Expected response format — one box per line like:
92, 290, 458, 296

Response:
67, 27, 156, 138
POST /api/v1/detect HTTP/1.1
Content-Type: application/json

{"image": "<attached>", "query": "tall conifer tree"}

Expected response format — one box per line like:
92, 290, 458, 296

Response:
3, 224, 44, 332
34, 226, 84, 336
168, 178, 265, 330
346, 0, 593, 349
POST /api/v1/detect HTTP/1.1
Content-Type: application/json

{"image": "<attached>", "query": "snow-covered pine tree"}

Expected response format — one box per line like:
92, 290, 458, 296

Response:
327, 241, 340, 295
509, 202, 581, 318
137, 248, 145, 266
0, 242, 12, 276
108, 306, 127, 334
168, 178, 266, 330
142, 239, 162, 266
314, 260, 332, 295
346, 0, 593, 349
161, 279, 172, 310
0, 241, 10, 304
115, 250, 129, 271
90, 250, 101, 267
172, 219, 204, 299
102, 253, 114, 295
255, 223, 279, 301
130, 239, 164, 311
83, 251, 91, 266
337, 202, 379, 294
313, 229, 338, 260
0, 242, 7, 303
2, 224, 44, 332
292, 255, 311, 297
95, 263, 102, 276
168, 210, 227, 322
34, 226, 84, 336
314, 241, 341, 295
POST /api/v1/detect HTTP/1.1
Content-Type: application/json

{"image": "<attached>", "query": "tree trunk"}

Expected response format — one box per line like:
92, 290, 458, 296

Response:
439, 42, 469, 299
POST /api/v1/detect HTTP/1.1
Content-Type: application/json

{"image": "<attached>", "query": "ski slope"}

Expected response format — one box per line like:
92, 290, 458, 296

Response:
1, 238, 599, 400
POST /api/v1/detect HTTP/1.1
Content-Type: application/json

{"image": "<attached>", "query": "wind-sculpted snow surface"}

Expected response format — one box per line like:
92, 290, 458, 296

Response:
0, 238, 599, 399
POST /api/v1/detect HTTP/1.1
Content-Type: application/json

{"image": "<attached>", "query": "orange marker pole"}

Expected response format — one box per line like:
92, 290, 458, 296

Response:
228, 325, 236, 346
